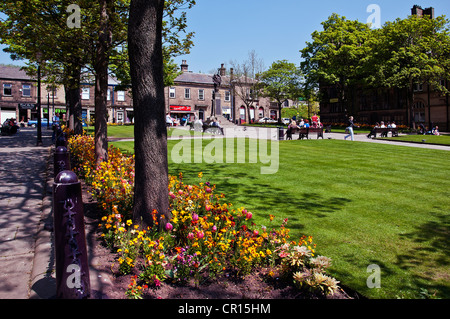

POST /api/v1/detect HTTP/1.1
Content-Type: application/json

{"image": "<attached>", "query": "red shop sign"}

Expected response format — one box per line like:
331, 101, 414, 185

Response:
170, 105, 191, 111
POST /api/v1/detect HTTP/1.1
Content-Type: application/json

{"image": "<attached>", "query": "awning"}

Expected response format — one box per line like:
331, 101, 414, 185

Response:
170, 105, 192, 112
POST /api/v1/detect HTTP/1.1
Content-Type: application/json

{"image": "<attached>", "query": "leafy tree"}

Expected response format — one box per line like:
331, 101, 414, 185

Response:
0, 0, 90, 135
300, 14, 371, 116
110, 0, 196, 90
364, 14, 450, 128
258, 60, 303, 124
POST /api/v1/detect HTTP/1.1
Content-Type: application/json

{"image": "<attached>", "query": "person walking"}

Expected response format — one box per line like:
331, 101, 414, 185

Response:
344, 116, 359, 141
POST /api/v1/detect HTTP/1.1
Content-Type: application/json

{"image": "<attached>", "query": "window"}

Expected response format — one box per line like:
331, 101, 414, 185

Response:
169, 87, 176, 98
107, 89, 111, 101
413, 83, 423, 92
22, 84, 31, 97
117, 91, 125, 101
47, 88, 57, 98
198, 89, 204, 100
225, 91, 231, 101
82, 88, 90, 100
3, 84, 12, 96
184, 88, 190, 99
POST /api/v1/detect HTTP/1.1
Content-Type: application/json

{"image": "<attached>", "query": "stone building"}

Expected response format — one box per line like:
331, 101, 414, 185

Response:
1, 60, 292, 127
0, 64, 134, 126
166, 60, 288, 124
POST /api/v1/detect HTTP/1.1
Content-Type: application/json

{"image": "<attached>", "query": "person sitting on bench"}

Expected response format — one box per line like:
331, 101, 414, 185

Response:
367, 123, 380, 139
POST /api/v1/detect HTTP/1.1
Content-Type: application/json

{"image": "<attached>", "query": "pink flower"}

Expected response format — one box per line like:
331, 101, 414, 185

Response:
212, 225, 217, 232
246, 211, 253, 219
253, 230, 259, 236
178, 189, 183, 195
187, 232, 194, 240
205, 205, 212, 211
153, 275, 161, 287
165, 223, 173, 231
205, 187, 212, 193
197, 231, 204, 239
192, 213, 199, 221
169, 191, 176, 199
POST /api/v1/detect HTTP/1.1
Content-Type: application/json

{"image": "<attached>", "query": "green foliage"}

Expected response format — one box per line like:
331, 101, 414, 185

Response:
110, 0, 196, 88
300, 12, 450, 113
300, 14, 371, 91
365, 15, 450, 93
258, 60, 303, 102
0, 0, 195, 88
257, 60, 303, 122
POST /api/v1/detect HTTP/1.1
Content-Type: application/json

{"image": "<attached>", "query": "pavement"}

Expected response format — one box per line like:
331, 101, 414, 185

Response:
0, 125, 448, 299
0, 127, 53, 299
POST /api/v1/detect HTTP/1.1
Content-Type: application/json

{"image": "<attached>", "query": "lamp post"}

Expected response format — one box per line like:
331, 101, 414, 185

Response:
36, 51, 43, 146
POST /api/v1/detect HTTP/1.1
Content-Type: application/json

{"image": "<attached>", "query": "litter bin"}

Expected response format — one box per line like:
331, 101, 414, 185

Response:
278, 127, 284, 141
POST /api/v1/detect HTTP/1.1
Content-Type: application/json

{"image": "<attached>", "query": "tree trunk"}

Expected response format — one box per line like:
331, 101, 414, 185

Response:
278, 102, 282, 124
94, 0, 112, 164
128, 0, 169, 228
65, 65, 83, 135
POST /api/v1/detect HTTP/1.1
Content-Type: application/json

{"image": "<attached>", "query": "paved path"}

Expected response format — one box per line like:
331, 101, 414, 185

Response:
117, 125, 450, 151
0, 127, 52, 299
325, 131, 450, 151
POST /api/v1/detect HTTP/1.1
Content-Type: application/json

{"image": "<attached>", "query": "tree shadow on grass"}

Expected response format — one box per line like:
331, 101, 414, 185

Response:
170, 163, 352, 233
395, 212, 450, 298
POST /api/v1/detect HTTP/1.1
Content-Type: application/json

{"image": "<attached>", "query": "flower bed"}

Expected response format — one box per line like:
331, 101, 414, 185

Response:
68, 135, 343, 299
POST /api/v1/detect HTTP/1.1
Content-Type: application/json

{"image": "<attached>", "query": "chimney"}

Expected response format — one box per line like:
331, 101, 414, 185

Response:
180, 60, 189, 72
219, 63, 226, 76
412, 5, 434, 19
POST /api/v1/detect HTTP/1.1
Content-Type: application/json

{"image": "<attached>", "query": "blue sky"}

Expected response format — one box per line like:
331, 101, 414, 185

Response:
1, 0, 449, 74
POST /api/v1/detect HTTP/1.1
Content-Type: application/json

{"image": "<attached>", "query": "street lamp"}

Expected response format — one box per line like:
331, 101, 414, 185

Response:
36, 51, 43, 146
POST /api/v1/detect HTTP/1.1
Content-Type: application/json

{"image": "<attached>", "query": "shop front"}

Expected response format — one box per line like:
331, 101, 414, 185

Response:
170, 105, 195, 125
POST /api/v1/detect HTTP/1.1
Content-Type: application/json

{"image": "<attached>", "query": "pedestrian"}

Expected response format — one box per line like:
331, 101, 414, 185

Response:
344, 116, 359, 141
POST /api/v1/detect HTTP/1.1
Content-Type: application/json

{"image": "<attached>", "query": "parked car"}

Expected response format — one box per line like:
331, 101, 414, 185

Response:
282, 118, 291, 125
27, 118, 53, 127
258, 117, 277, 124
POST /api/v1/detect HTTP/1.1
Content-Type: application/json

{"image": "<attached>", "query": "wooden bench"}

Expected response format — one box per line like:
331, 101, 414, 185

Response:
369, 127, 399, 138
189, 122, 224, 135
286, 127, 324, 140
203, 125, 224, 135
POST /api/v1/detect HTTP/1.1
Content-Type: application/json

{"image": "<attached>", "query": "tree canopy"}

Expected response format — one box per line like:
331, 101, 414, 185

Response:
258, 60, 303, 123
300, 12, 450, 125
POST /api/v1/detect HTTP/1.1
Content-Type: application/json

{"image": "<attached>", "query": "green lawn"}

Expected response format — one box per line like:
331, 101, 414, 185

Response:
380, 134, 450, 146
86, 124, 135, 139
110, 137, 450, 299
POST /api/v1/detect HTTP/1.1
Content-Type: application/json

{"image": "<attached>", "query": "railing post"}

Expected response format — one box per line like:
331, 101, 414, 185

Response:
55, 128, 67, 148
53, 170, 90, 299
54, 146, 71, 180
